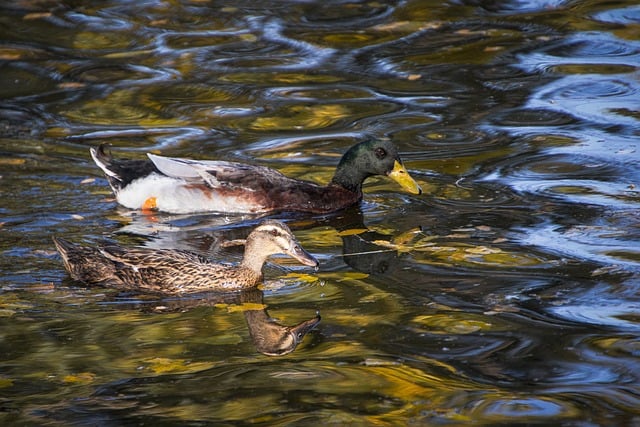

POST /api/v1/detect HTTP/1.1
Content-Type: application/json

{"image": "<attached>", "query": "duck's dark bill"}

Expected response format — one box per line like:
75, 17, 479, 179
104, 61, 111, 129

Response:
289, 244, 320, 268
388, 160, 422, 195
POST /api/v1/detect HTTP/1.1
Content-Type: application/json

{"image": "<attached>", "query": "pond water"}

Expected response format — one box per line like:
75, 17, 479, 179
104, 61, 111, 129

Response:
1, 0, 640, 424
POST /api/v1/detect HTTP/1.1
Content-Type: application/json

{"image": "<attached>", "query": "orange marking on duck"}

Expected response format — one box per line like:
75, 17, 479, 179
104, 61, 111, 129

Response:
142, 196, 157, 211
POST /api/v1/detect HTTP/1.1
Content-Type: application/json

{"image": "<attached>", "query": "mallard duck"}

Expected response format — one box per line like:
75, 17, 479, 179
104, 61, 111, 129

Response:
240, 288, 321, 356
53, 220, 318, 294
90, 139, 422, 214
245, 308, 320, 356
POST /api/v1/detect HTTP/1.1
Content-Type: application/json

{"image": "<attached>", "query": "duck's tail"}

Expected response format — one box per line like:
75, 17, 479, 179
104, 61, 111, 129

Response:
90, 144, 122, 192
89, 144, 159, 192
52, 236, 77, 276
52, 236, 117, 285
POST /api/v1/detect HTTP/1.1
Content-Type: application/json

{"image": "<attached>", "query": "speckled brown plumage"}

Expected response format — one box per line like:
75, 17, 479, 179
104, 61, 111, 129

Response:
53, 220, 318, 294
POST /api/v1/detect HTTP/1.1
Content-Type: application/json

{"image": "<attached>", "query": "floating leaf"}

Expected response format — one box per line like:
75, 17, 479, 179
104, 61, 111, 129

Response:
143, 357, 215, 374
373, 21, 443, 32
371, 240, 415, 253
0, 48, 23, 60
371, 240, 399, 249
283, 272, 318, 284
300, 227, 342, 247
337, 228, 368, 236
363, 358, 401, 367
58, 82, 86, 90
484, 305, 520, 315
445, 233, 472, 239
392, 227, 424, 245
226, 302, 267, 313
413, 314, 494, 334
465, 246, 501, 255
24, 12, 52, 20
318, 271, 369, 282
63, 372, 96, 384
0, 158, 26, 166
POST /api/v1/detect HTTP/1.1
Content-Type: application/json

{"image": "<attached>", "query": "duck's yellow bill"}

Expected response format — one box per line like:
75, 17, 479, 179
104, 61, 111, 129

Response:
388, 160, 422, 195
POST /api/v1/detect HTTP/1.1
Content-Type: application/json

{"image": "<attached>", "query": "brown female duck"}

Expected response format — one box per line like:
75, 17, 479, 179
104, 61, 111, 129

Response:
90, 139, 422, 214
53, 220, 318, 294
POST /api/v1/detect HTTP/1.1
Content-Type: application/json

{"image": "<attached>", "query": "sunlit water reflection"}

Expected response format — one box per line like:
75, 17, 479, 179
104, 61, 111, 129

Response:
1, 0, 640, 425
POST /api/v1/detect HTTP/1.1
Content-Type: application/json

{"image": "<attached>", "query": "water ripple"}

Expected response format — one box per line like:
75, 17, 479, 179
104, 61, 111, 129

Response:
517, 32, 640, 73
65, 11, 134, 32
67, 127, 208, 152
550, 300, 640, 330
233, 133, 365, 161
298, 1, 395, 28
203, 17, 336, 72
473, 0, 570, 15
0, 62, 60, 99
593, 5, 640, 25
157, 30, 252, 55
482, 151, 640, 209
3, 1, 640, 425
526, 74, 640, 127
468, 396, 580, 421
66, 63, 179, 86
264, 85, 375, 102
518, 220, 640, 270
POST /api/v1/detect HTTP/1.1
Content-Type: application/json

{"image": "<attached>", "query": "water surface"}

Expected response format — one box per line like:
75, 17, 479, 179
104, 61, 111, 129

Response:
1, 0, 640, 425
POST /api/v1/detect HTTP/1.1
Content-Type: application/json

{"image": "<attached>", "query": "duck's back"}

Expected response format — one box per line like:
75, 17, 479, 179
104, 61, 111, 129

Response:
99, 246, 263, 293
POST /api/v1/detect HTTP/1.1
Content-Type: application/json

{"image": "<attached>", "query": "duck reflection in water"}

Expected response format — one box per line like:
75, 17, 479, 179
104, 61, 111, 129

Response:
327, 208, 404, 276
240, 288, 321, 356
142, 288, 320, 356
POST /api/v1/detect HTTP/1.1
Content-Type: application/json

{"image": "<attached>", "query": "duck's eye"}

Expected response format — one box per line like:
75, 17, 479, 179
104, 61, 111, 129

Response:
270, 229, 279, 237
374, 148, 386, 159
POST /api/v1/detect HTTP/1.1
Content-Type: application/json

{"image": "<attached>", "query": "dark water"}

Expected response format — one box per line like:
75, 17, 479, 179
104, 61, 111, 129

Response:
1, 0, 640, 424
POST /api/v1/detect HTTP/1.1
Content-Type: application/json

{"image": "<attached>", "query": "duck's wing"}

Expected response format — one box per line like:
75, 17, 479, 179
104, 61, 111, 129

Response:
147, 154, 291, 190
97, 245, 211, 271
98, 245, 250, 292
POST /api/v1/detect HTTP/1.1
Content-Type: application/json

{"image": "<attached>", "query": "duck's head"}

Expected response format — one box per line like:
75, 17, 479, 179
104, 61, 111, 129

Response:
331, 139, 422, 195
250, 312, 321, 356
245, 220, 319, 269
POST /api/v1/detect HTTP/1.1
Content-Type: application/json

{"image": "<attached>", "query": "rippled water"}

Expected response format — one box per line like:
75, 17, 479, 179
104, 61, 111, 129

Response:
1, 0, 640, 425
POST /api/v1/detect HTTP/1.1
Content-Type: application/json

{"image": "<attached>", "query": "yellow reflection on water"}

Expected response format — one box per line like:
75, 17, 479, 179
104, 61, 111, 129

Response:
61, 89, 188, 126
250, 104, 351, 131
